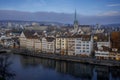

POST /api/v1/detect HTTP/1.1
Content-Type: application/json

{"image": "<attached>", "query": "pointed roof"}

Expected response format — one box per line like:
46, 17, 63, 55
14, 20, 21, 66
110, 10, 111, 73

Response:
75, 9, 77, 21
74, 9, 78, 24
22, 30, 39, 39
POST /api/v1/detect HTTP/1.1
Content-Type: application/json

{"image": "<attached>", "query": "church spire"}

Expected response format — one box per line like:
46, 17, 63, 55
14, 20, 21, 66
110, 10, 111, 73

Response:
75, 9, 77, 21
74, 9, 78, 24
74, 9, 79, 33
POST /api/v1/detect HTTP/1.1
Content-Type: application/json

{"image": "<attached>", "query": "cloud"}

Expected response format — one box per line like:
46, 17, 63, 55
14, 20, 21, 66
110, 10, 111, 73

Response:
28, 0, 46, 6
17, 0, 46, 11
97, 11, 120, 16
107, 4, 120, 7
0, 0, 47, 12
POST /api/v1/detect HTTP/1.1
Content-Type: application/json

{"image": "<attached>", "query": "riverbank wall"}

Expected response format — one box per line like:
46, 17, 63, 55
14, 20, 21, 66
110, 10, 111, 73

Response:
11, 49, 120, 67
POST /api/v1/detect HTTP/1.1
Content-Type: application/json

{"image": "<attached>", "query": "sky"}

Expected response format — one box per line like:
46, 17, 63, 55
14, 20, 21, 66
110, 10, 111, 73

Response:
0, 0, 120, 16
0, 0, 120, 24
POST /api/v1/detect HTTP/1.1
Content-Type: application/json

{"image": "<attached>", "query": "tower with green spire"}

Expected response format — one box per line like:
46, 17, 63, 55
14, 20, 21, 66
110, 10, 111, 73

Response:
74, 10, 79, 33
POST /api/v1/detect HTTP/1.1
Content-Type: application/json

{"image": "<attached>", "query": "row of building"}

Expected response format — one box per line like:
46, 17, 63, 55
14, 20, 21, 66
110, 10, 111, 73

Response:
19, 31, 93, 55
19, 30, 120, 60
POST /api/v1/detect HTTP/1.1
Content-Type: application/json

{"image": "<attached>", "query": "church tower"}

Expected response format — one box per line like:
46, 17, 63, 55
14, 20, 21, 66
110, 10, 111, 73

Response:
74, 10, 79, 33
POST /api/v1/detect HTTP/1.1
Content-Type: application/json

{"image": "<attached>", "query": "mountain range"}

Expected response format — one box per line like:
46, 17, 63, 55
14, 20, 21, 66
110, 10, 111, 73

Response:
0, 10, 120, 25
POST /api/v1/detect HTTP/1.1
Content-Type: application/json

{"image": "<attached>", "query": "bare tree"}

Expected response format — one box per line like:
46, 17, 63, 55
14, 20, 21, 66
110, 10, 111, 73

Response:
0, 53, 15, 80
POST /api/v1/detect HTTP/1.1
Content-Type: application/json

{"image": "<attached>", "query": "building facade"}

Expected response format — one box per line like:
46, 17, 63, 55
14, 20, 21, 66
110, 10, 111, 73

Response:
46, 37, 55, 54
94, 34, 110, 59
19, 31, 41, 52
42, 37, 47, 53
67, 37, 75, 55
19, 32, 27, 48
75, 35, 93, 56
56, 37, 61, 54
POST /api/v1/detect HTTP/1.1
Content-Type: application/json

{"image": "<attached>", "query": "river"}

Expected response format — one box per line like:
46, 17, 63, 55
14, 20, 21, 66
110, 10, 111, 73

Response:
1, 54, 120, 80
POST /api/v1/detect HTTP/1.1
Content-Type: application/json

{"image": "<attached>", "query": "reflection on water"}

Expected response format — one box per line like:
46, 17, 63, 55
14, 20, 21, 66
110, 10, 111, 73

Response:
95, 66, 109, 80
0, 54, 15, 80
10, 54, 120, 80
20, 55, 94, 80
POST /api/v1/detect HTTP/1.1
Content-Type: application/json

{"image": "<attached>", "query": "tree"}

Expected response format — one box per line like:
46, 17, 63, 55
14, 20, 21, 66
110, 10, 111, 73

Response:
0, 54, 15, 80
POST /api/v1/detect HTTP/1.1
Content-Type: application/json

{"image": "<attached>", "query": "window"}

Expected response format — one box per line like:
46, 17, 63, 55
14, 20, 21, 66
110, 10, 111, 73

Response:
77, 38, 81, 40
86, 47, 89, 49
76, 47, 81, 49
86, 44, 89, 46
86, 41, 89, 43
76, 44, 81, 46
83, 47, 85, 49
83, 44, 85, 46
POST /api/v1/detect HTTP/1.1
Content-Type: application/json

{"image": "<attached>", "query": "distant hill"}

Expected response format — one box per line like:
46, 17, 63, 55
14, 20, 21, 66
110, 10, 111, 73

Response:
0, 10, 120, 24
0, 20, 64, 26
0, 10, 74, 24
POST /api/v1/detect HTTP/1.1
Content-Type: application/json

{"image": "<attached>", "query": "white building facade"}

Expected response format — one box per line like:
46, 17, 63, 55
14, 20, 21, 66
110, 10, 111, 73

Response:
75, 35, 93, 56
46, 37, 55, 54
41, 37, 47, 53
95, 35, 110, 59
95, 41, 110, 59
